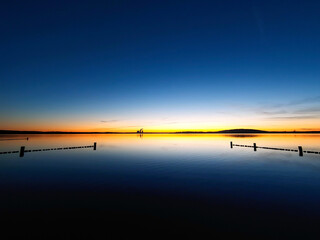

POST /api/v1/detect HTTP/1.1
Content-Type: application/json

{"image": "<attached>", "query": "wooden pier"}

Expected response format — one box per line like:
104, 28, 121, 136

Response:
230, 142, 319, 156
0, 142, 97, 157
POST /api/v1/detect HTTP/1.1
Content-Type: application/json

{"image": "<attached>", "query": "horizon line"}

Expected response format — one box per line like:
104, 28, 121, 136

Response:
1, 129, 320, 134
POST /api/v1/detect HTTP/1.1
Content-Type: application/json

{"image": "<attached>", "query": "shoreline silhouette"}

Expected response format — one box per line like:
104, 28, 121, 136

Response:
1, 129, 319, 134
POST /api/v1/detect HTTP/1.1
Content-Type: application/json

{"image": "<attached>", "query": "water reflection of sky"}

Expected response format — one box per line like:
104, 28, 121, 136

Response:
1, 134, 320, 234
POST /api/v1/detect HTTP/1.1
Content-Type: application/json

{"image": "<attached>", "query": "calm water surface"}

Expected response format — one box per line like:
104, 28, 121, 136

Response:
1, 134, 320, 238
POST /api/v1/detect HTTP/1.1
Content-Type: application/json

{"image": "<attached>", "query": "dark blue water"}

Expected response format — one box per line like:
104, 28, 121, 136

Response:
1, 134, 320, 238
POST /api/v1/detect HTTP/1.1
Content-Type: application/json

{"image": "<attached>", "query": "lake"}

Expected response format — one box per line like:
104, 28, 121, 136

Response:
1, 134, 320, 239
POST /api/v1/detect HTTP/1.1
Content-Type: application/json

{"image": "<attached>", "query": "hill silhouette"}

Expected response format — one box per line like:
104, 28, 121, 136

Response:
217, 129, 268, 133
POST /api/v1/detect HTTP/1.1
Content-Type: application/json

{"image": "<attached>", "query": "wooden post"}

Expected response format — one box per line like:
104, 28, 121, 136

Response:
230, 141, 233, 148
20, 146, 25, 157
93, 142, 97, 150
253, 143, 257, 151
298, 146, 303, 156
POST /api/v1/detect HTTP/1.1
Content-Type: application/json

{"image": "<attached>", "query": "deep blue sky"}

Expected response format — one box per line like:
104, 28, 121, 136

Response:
1, 0, 320, 131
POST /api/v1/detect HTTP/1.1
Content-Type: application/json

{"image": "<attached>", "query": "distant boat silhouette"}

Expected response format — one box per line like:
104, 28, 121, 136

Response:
137, 128, 143, 133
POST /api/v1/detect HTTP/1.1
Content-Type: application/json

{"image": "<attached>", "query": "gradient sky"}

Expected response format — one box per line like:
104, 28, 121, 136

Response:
1, 0, 320, 132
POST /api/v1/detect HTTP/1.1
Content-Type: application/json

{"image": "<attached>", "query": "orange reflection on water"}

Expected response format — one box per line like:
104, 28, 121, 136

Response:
1, 134, 320, 153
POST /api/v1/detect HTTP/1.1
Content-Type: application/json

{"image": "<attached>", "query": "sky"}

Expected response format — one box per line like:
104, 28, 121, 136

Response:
1, 0, 320, 132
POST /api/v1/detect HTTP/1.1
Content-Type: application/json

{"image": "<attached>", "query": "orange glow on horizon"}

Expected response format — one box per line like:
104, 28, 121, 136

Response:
1, 115, 319, 132
2, 126, 320, 132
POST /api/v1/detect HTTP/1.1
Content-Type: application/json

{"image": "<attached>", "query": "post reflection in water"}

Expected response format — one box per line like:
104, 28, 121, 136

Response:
0, 134, 320, 238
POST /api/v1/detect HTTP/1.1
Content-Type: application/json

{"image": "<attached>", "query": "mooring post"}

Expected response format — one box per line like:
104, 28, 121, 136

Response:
20, 146, 25, 157
230, 141, 233, 148
298, 146, 303, 157
253, 143, 257, 151
27, 137, 29, 141
93, 142, 97, 150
